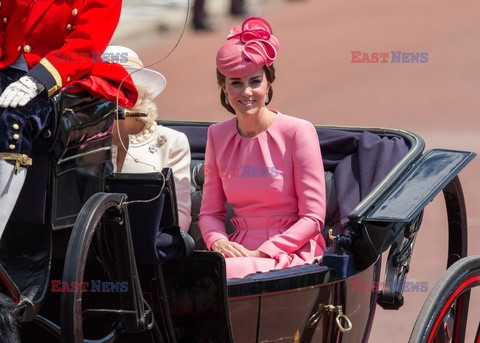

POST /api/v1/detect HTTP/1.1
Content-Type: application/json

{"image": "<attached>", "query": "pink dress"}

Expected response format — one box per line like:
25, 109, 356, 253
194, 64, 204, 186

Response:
198, 112, 326, 279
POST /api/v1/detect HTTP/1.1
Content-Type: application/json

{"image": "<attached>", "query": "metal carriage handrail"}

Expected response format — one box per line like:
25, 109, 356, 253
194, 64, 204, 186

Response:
324, 126, 426, 222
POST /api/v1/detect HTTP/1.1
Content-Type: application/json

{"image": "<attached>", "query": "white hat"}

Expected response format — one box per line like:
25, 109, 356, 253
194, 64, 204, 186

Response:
102, 45, 167, 99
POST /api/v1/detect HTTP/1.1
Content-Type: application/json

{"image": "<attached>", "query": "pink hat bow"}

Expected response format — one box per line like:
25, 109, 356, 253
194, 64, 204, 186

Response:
216, 17, 280, 78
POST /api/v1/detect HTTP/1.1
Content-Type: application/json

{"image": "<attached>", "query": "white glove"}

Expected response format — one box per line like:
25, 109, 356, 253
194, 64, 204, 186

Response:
0, 76, 45, 108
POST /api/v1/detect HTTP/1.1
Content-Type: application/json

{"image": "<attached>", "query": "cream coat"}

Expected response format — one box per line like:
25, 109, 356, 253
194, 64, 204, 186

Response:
112, 122, 192, 232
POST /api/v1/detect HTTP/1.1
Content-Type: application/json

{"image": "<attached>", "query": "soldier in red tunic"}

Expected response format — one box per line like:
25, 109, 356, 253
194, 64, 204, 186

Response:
0, 0, 123, 240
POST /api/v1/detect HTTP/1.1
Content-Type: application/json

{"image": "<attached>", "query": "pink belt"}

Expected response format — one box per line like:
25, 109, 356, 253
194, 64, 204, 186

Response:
230, 216, 298, 230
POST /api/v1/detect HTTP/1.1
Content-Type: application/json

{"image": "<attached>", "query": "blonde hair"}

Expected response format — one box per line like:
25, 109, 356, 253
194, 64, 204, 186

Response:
130, 86, 159, 125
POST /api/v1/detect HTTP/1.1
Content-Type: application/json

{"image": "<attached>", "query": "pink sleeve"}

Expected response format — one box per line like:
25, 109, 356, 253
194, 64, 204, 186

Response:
198, 126, 229, 249
258, 121, 326, 257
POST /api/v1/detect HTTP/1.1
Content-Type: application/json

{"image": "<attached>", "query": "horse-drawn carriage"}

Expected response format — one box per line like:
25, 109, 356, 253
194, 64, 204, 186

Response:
0, 90, 476, 342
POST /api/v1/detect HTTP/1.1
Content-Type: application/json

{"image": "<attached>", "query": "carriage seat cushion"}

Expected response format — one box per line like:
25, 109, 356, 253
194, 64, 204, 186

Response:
188, 160, 339, 250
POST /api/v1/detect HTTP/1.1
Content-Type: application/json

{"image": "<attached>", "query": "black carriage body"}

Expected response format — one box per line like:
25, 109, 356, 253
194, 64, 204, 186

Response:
0, 91, 116, 327
10, 91, 116, 229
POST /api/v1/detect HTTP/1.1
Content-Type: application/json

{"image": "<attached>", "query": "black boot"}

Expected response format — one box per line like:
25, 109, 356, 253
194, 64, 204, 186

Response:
192, 0, 214, 31
230, 0, 246, 16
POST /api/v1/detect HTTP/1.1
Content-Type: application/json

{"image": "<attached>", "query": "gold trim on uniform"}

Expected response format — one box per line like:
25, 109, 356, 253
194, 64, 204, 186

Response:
39, 58, 62, 97
0, 153, 33, 173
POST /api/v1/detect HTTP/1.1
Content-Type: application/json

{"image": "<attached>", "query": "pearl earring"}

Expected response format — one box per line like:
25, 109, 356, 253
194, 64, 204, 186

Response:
224, 93, 229, 106
265, 93, 269, 104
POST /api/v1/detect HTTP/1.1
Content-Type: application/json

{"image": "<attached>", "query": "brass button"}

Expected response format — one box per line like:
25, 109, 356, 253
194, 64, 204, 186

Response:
12, 134, 19, 140
71, 8, 78, 16
12, 123, 19, 130
17, 46, 21, 51
66, 76, 71, 82
3, 17, 7, 24
8, 144, 15, 150
23, 45, 31, 53
66, 23, 72, 30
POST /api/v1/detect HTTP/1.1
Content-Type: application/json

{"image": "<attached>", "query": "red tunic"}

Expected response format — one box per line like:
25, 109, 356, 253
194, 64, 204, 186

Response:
0, 0, 124, 97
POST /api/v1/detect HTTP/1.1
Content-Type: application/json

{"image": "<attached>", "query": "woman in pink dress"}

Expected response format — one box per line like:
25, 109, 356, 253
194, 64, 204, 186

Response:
198, 17, 326, 279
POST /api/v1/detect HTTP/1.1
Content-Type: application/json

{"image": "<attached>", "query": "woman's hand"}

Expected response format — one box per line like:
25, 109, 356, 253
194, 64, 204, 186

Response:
211, 239, 249, 257
211, 239, 269, 258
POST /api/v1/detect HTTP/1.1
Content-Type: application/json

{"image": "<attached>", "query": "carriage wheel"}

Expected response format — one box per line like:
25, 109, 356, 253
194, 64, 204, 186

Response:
60, 192, 163, 343
409, 255, 480, 343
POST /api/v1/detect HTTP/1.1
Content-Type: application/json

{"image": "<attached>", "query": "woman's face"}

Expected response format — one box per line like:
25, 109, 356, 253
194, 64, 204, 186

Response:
224, 69, 269, 116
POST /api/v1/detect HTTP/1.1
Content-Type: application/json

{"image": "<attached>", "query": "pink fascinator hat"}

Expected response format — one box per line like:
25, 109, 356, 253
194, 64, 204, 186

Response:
216, 17, 280, 78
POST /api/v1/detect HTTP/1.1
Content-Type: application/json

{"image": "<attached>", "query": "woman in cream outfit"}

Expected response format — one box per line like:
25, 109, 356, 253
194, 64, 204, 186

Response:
105, 46, 192, 233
